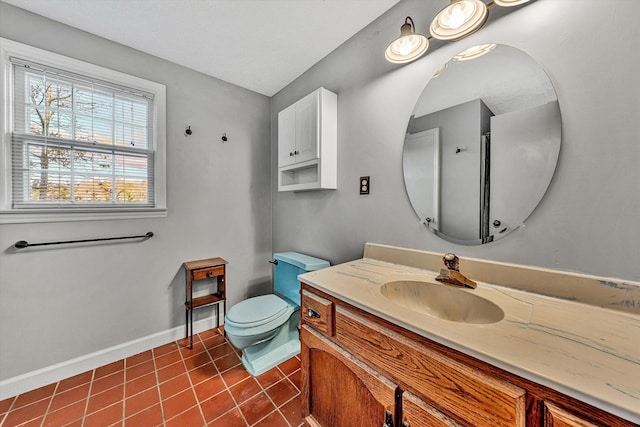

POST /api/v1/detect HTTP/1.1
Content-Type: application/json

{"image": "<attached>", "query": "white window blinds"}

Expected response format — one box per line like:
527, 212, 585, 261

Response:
10, 57, 155, 208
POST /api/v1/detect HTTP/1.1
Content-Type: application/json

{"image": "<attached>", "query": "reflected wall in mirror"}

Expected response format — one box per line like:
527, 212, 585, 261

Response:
403, 44, 561, 245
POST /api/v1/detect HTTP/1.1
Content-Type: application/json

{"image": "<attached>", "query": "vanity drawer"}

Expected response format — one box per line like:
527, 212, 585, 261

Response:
301, 289, 334, 336
192, 265, 225, 281
335, 306, 526, 427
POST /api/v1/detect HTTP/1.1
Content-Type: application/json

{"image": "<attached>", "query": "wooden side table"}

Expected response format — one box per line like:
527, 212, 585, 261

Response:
183, 257, 228, 349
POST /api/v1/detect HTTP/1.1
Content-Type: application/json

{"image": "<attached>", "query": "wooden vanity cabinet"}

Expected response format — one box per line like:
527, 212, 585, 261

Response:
300, 283, 639, 427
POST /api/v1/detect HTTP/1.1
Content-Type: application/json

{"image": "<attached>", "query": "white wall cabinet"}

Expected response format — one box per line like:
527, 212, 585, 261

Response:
277, 87, 337, 192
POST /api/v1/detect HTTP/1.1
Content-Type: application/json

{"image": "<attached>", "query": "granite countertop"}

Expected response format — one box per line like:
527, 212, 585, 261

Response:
299, 254, 640, 424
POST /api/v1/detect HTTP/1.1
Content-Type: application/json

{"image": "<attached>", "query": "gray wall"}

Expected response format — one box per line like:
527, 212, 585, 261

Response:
271, 0, 640, 282
0, 3, 272, 380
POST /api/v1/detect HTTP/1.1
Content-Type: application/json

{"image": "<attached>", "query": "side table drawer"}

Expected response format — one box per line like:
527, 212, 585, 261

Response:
193, 265, 225, 281
301, 289, 334, 336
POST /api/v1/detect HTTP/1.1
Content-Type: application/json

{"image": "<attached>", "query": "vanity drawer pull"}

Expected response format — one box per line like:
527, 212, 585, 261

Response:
307, 308, 321, 318
301, 288, 334, 336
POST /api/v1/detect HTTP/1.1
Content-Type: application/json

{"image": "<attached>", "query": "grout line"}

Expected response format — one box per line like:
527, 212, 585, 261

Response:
151, 342, 167, 427
80, 369, 96, 427
37, 380, 59, 427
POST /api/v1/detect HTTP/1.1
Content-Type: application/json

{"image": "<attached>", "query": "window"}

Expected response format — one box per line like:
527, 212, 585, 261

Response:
0, 38, 166, 223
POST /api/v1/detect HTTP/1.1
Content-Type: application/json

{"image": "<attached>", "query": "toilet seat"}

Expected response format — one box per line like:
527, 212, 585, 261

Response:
225, 294, 294, 337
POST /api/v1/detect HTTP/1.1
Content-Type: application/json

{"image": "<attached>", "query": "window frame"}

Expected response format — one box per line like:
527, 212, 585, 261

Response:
0, 38, 167, 223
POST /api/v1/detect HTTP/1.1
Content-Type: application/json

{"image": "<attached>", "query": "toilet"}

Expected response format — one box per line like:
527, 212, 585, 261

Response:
224, 252, 330, 376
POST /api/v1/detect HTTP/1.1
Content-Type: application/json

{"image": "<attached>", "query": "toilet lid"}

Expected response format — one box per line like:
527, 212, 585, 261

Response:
226, 295, 290, 328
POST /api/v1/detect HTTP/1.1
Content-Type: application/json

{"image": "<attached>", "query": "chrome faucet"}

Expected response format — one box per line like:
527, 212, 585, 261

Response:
435, 253, 477, 289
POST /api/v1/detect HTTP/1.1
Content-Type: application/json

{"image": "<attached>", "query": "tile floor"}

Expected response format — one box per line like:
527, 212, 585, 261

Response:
0, 328, 304, 427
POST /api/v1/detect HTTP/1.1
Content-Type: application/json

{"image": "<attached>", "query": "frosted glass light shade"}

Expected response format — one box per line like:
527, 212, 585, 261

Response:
452, 43, 496, 61
494, 0, 531, 6
385, 17, 429, 64
430, 0, 489, 41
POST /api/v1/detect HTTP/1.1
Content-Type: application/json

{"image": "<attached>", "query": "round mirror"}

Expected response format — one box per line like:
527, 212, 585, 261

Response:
403, 44, 561, 245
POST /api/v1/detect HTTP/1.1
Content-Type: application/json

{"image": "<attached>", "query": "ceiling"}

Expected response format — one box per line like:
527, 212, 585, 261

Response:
2, 0, 401, 97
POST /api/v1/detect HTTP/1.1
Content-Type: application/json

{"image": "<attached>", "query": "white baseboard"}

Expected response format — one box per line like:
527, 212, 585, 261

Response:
0, 316, 221, 401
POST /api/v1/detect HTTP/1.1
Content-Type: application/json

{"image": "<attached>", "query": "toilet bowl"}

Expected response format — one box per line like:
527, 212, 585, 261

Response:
224, 252, 329, 376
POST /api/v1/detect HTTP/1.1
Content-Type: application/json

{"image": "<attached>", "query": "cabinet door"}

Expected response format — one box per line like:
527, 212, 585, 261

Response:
402, 391, 464, 427
278, 104, 296, 167
294, 91, 319, 164
301, 325, 397, 427
543, 402, 602, 427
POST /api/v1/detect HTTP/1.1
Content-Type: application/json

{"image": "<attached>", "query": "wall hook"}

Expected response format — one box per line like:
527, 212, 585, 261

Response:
221, 133, 228, 142
455, 146, 466, 154
185, 126, 192, 136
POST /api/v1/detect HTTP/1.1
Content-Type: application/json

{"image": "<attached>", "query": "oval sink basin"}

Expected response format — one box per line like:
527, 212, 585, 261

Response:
380, 280, 504, 324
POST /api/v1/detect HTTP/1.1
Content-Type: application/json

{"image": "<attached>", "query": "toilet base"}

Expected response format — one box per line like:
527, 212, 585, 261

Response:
240, 310, 300, 376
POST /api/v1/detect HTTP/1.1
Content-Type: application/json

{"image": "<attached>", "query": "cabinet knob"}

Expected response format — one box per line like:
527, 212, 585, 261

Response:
294, 150, 299, 155
206, 271, 213, 278
307, 308, 321, 319
289, 152, 294, 156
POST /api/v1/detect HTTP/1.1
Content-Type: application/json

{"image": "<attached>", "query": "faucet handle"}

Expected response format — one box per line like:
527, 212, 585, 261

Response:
443, 253, 460, 271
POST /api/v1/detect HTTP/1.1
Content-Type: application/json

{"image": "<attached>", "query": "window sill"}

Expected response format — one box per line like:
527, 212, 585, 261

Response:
0, 208, 168, 224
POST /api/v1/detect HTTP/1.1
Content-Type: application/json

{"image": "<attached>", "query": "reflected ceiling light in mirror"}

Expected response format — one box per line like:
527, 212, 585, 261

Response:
452, 43, 496, 61
430, 0, 488, 41
494, 0, 531, 6
432, 62, 449, 78
385, 17, 430, 63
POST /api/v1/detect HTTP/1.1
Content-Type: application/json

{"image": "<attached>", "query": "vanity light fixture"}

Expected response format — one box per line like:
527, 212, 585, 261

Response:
384, 16, 430, 64
452, 43, 496, 61
494, 0, 531, 6
430, 0, 488, 41
385, 0, 532, 64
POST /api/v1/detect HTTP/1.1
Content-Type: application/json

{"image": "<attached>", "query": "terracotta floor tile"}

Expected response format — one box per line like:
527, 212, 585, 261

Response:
2, 399, 50, 426
154, 350, 182, 369
193, 375, 226, 403
0, 396, 15, 414
229, 377, 262, 404
198, 329, 222, 340
42, 398, 86, 427
221, 366, 250, 387
184, 351, 212, 371
210, 407, 247, 426
202, 335, 226, 350
239, 392, 276, 426
126, 350, 153, 368
256, 367, 285, 390
125, 373, 157, 397
266, 379, 299, 407
95, 360, 124, 379
13, 383, 56, 409
153, 342, 178, 358
86, 384, 123, 415
83, 402, 123, 427
126, 360, 155, 381
157, 361, 187, 383
124, 387, 160, 418
200, 390, 235, 423
288, 369, 301, 391
280, 395, 303, 426
277, 357, 300, 376
124, 403, 163, 427
159, 373, 191, 400
208, 343, 235, 360
161, 388, 197, 420
254, 410, 289, 427
19, 415, 44, 426
57, 371, 93, 393
178, 339, 205, 356
49, 383, 90, 412
165, 405, 205, 427
91, 370, 124, 395
188, 363, 219, 386
215, 352, 241, 372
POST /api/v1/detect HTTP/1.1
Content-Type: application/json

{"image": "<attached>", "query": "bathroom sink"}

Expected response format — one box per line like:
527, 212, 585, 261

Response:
380, 280, 504, 324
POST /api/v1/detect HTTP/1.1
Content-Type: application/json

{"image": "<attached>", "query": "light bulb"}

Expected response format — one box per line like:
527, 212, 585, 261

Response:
447, 4, 466, 29
399, 37, 414, 55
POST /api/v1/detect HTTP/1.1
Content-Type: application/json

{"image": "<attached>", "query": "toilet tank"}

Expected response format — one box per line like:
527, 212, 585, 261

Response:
273, 252, 330, 306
